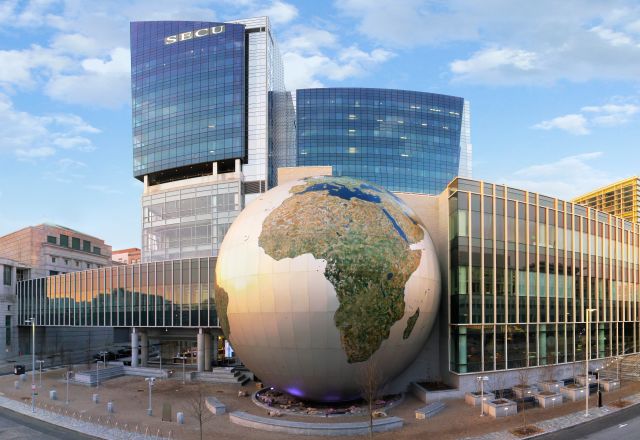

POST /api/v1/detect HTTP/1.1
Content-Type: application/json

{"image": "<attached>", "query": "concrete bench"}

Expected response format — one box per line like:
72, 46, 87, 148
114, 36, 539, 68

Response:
205, 396, 226, 415
229, 411, 403, 436
415, 402, 445, 419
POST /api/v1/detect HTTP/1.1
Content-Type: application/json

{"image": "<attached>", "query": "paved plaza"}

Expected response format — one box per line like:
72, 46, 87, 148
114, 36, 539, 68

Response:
1, 365, 640, 439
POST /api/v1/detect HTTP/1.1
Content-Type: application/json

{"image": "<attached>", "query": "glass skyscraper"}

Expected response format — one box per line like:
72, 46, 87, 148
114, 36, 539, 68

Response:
296, 88, 471, 195
131, 18, 292, 262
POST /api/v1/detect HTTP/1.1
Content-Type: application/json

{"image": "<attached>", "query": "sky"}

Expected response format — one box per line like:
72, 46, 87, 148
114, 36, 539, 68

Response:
0, 0, 638, 249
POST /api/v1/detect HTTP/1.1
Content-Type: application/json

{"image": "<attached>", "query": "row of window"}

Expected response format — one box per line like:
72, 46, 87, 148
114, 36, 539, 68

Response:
46, 235, 101, 255
49, 256, 103, 270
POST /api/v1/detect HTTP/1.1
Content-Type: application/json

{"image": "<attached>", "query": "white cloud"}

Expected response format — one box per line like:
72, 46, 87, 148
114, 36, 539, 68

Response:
283, 46, 395, 90
15, 147, 56, 159
533, 114, 590, 135
338, 0, 640, 85
43, 158, 87, 183
504, 152, 613, 200
254, 1, 298, 24
280, 24, 395, 90
450, 48, 539, 83
533, 100, 639, 135
46, 47, 131, 108
0, 92, 99, 158
0, 45, 71, 90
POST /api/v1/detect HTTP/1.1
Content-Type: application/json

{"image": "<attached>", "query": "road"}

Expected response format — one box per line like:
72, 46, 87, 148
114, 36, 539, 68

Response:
0, 406, 98, 440
538, 402, 640, 440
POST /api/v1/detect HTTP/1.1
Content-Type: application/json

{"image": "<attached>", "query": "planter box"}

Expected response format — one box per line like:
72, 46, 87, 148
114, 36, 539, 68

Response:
465, 392, 494, 407
560, 385, 587, 401
599, 379, 620, 392
483, 399, 517, 418
535, 392, 563, 408
539, 380, 563, 393
576, 374, 596, 386
512, 385, 536, 399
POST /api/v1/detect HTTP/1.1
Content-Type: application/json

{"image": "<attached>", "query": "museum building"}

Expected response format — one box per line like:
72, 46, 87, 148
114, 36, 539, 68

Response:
17, 173, 640, 391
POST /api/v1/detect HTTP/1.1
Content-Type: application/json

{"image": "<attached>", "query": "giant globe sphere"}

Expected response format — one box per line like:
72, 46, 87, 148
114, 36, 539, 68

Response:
215, 176, 440, 402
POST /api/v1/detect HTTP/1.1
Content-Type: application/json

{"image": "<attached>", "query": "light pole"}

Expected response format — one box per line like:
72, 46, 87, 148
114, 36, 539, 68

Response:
145, 377, 155, 416
24, 318, 36, 413
36, 359, 44, 387
177, 356, 187, 385
585, 308, 596, 417
477, 375, 489, 417
65, 370, 72, 404
97, 350, 108, 388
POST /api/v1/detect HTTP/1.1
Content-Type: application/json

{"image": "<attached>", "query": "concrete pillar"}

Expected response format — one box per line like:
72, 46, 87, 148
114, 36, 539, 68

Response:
197, 329, 205, 373
204, 332, 212, 371
212, 335, 219, 366
140, 332, 148, 367
131, 328, 139, 368
143, 175, 149, 190
212, 162, 218, 176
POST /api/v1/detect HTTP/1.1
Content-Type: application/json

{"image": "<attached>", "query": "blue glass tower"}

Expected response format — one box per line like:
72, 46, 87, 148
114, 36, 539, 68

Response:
131, 21, 247, 184
296, 88, 471, 194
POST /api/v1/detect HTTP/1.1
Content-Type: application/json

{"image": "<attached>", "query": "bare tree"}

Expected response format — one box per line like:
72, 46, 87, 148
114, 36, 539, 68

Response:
358, 359, 383, 439
517, 369, 531, 430
186, 384, 213, 440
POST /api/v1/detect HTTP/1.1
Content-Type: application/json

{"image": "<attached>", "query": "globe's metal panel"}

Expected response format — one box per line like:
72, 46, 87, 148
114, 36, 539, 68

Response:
216, 176, 441, 401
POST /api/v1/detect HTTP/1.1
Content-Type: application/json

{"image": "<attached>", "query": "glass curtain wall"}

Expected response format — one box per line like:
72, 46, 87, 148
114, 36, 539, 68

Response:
449, 178, 640, 373
17, 258, 217, 328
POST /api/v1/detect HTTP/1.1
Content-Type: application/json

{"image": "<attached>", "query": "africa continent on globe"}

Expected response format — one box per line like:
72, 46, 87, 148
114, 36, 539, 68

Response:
215, 176, 440, 401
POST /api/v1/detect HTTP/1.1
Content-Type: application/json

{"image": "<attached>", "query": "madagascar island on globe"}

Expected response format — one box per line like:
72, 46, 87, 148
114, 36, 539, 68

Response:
215, 176, 440, 401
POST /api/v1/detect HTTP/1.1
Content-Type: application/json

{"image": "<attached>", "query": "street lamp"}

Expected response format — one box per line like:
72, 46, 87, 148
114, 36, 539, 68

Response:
477, 376, 489, 417
97, 350, 108, 388
145, 377, 155, 416
65, 370, 72, 405
177, 356, 187, 385
36, 360, 44, 387
24, 318, 36, 413
585, 308, 596, 417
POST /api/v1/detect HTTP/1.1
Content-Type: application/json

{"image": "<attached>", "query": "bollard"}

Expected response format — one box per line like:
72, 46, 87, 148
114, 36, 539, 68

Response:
20, 374, 26, 382
176, 412, 184, 425
50, 390, 57, 401
14, 380, 19, 389
107, 401, 114, 413
92, 393, 99, 404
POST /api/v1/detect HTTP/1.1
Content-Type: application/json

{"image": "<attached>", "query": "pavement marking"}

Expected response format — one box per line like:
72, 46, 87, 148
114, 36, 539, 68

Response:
619, 423, 628, 428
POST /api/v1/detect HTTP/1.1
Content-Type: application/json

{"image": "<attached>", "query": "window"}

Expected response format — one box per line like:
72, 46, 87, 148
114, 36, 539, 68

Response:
93, 247, 101, 255
46, 235, 57, 244
2, 266, 10, 286
72, 237, 80, 250
83, 240, 91, 252
51, 257, 56, 263
64, 259, 69, 265
5, 316, 10, 346
76, 261, 80, 267
49, 271, 59, 276
60, 234, 69, 247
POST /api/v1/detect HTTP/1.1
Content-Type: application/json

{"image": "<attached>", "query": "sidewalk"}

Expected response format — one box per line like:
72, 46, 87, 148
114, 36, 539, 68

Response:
0, 393, 165, 440
467, 393, 640, 440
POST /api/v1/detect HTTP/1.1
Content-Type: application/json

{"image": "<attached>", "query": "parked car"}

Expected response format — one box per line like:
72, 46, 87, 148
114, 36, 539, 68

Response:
93, 351, 118, 362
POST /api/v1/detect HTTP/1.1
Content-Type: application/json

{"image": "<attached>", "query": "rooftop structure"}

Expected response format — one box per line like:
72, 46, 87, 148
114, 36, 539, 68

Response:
573, 176, 640, 224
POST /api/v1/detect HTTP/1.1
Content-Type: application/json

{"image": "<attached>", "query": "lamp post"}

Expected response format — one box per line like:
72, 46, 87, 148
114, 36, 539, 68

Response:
25, 318, 36, 413
477, 375, 489, 417
36, 359, 44, 387
97, 350, 108, 388
177, 356, 187, 385
145, 377, 155, 416
585, 308, 596, 417
65, 370, 72, 404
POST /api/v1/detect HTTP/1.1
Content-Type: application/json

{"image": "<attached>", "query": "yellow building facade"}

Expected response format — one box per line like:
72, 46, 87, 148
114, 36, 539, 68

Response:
573, 177, 640, 224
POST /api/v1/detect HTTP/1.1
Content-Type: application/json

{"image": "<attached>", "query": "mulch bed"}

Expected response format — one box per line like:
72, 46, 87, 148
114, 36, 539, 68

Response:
510, 424, 544, 437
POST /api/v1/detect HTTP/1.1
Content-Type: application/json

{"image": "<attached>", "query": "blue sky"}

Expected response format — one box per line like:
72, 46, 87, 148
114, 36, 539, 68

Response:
0, 0, 638, 249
